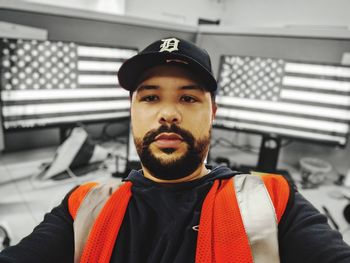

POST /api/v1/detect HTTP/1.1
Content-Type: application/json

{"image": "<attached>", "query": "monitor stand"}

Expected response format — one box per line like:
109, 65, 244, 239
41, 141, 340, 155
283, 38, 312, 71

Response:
238, 134, 293, 183
239, 134, 281, 173
257, 134, 281, 173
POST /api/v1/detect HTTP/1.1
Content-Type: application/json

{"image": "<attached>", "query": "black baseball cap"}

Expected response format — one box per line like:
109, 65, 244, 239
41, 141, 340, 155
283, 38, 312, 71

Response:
117, 37, 217, 92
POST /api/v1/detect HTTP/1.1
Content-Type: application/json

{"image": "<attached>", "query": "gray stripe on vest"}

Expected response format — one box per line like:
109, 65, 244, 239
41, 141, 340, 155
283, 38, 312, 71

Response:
73, 179, 121, 263
234, 174, 280, 263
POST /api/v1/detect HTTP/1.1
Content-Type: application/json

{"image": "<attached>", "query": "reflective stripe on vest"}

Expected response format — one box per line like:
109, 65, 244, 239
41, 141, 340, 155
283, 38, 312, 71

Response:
69, 174, 289, 263
234, 173, 280, 263
72, 180, 123, 262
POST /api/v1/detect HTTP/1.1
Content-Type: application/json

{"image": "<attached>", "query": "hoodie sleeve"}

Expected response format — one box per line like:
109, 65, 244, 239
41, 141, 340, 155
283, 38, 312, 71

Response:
278, 189, 350, 263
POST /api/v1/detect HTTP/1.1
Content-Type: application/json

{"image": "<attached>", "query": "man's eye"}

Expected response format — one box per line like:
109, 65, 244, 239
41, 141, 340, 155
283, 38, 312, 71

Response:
140, 95, 159, 102
181, 95, 197, 103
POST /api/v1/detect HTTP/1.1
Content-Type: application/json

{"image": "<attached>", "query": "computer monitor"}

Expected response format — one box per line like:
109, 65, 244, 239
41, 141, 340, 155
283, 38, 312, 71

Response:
214, 54, 350, 172
0, 38, 137, 132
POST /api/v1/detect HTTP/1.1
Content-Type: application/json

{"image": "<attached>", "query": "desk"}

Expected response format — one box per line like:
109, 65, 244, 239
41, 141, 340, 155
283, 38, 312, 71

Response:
276, 164, 350, 244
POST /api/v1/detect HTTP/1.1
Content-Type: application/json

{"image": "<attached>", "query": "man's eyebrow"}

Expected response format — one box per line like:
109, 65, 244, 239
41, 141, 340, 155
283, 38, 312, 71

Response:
136, 84, 205, 93
136, 85, 159, 93
180, 85, 206, 92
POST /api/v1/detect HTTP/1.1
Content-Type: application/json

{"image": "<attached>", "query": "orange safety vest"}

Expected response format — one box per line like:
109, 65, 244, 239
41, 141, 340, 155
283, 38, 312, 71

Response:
68, 173, 290, 263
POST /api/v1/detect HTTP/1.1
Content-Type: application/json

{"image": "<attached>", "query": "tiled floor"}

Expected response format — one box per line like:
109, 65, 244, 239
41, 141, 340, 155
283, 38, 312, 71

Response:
0, 144, 124, 247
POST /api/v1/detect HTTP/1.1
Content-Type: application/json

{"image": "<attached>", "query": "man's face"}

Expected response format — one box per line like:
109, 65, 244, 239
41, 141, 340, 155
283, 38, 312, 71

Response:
130, 64, 217, 181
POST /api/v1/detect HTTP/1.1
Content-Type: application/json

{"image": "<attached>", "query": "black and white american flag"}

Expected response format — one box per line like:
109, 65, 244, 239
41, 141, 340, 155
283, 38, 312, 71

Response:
215, 55, 350, 145
0, 38, 137, 129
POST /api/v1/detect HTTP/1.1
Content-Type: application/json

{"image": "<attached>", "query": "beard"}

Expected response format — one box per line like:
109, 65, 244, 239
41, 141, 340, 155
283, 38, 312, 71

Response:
134, 124, 211, 180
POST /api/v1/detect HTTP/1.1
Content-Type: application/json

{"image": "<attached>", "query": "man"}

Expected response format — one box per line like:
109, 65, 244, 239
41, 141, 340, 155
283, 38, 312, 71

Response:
1, 37, 350, 263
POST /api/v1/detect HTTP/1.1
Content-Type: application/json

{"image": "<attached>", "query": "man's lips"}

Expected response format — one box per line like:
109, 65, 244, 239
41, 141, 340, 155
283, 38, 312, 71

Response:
153, 133, 184, 148
155, 133, 183, 140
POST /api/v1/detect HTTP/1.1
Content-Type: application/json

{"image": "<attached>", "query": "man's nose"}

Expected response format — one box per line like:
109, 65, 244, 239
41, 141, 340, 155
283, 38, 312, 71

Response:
158, 105, 182, 125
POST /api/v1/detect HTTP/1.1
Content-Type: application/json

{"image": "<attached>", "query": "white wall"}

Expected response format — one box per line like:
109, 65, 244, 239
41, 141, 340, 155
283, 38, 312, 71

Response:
125, 0, 224, 25
220, 0, 350, 27
23, 0, 125, 15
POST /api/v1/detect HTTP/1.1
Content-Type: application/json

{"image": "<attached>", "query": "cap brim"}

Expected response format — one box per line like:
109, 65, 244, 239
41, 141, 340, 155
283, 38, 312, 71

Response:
117, 52, 217, 92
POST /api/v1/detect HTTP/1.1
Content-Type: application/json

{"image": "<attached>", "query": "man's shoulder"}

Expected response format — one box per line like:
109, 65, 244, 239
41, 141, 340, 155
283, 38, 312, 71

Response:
68, 179, 123, 219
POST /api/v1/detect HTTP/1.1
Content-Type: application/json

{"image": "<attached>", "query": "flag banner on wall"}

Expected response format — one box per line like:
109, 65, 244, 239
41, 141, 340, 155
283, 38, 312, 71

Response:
215, 55, 350, 146
0, 38, 137, 129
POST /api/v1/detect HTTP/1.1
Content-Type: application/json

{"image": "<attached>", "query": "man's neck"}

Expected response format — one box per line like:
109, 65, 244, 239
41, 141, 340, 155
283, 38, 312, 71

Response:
141, 164, 210, 184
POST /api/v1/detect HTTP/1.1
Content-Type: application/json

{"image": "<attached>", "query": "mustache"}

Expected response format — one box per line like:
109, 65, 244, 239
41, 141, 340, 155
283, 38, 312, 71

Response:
142, 124, 195, 148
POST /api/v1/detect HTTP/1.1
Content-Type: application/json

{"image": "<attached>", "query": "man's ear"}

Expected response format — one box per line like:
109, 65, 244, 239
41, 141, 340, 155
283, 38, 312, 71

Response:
211, 103, 217, 121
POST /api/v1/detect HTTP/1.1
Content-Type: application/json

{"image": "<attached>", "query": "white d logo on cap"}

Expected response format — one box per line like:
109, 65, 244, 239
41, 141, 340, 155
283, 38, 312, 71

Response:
159, 38, 180, 53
